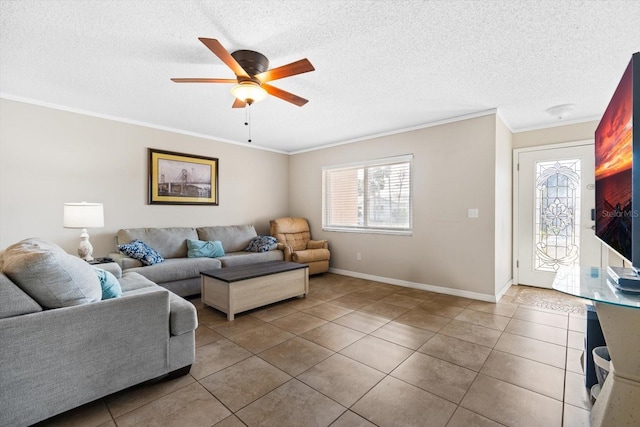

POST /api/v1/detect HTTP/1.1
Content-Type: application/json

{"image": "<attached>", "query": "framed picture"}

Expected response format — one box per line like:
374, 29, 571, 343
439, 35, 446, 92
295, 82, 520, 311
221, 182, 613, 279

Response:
148, 148, 218, 205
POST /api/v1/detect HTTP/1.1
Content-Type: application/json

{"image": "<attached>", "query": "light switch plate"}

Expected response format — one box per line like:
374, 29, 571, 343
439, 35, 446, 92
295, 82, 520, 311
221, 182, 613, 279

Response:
468, 208, 479, 218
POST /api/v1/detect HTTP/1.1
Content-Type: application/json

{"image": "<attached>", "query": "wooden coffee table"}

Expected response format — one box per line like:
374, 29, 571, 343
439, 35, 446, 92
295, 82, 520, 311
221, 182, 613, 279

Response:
201, 261, 309, 320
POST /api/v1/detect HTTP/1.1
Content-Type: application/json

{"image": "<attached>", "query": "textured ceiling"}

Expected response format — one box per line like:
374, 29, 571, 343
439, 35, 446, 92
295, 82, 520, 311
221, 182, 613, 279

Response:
1, 0, 639, 153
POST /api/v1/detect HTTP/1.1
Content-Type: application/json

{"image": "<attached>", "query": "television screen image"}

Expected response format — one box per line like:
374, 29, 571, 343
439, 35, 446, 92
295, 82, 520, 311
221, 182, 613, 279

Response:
595, 58, 633, 262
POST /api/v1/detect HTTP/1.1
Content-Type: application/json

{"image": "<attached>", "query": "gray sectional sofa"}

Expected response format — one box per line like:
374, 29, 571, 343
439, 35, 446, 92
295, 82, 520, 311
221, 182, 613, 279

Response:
109, 225, 284, 297
0, 238, 197, 427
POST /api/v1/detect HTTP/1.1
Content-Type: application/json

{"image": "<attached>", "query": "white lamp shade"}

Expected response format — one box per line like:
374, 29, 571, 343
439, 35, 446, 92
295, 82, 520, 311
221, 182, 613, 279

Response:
231, 81, 268, 103
63, 202, 104, 228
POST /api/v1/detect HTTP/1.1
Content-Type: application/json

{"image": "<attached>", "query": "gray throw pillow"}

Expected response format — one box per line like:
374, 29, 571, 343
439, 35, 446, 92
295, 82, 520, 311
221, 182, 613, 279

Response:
2, 238, 102, 308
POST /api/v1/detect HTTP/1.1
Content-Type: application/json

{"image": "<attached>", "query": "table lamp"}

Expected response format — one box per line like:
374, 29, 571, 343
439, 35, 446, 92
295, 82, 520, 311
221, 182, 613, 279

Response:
63, 202, 104, 261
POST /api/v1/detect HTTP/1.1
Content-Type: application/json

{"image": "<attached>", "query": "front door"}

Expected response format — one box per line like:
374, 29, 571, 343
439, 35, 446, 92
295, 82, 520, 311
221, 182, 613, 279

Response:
515, 142, 601, 288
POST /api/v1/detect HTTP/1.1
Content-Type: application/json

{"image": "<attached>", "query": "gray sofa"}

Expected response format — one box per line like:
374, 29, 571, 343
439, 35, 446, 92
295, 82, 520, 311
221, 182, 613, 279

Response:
0, 239, 197, 427
110, 225, 284, 297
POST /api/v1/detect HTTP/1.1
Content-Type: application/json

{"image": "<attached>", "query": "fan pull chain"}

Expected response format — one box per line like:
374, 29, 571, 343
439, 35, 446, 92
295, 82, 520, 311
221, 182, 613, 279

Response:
245, 104, 252, 143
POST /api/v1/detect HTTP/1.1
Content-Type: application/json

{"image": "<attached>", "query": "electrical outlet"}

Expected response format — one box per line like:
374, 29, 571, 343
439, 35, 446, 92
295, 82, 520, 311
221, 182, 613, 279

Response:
468, 208, 479, 219
356, 252, 362, 261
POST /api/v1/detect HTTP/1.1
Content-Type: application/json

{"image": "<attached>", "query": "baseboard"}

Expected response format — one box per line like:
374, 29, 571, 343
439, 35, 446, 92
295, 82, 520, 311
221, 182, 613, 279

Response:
495, 279, 514, 302
328, 268, 498, 302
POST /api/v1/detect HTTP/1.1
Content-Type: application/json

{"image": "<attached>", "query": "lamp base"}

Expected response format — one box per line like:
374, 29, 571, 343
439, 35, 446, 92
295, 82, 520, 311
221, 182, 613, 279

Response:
77, 229, 94, 262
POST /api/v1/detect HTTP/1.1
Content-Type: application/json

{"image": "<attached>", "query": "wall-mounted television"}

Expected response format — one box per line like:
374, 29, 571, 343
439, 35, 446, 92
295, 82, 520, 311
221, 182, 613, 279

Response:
595, 52, 640, 287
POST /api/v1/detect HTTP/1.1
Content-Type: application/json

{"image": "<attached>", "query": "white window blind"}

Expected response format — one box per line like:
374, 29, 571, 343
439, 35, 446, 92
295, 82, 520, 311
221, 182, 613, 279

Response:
322, 155, 413, 234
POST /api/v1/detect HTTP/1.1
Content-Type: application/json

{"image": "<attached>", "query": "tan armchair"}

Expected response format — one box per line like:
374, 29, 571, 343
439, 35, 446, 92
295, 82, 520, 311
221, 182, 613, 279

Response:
269, 217, 330, 275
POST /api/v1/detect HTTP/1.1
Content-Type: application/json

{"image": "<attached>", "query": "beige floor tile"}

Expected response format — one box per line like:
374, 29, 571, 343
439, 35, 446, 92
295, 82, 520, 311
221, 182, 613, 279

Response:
258, 336, 334, 376
494, 332, 566, 369
429, 294, 473, 308
198, 307, 232, 329
504, 285, 519, 297
394, 309, 450, 332
480, 350, 565, 400
211, 315, 267, 337
331, 293, 376, 309
394, 287, 437, 300
504, 317, 567, 346
330, 410, 377, 427
439, 319, 502, 348
199, 356, 291, 412
297, 353, 385, 407
370, 321, 435, 350
333, 311, 389, 333
359, 301, 410, 320
115, 382, 231, 427
301, 301, 353, 321
563, 403, 591, 427
350, 288, 396, 302
227, 323, 294, 353
105, 373, 195, 418
417, 301, 465, 319
300, 322, 365, 351
566, 347, 584, 374
564, 371, 592, 410
39, 400, 113, 427
446, 407, 504, 427
513, 307, 568, 329
195, 325, 224, 348
391, 352, 477, 403
236, 379, 345, 427
96, 422, 116, 427
454, 309, 511, 331
467, 300, 519, 317
249, 303, 298, 322
379, 293, 425, 308
340, 335, 413, 373
190, 339, 252, 380
213, 415, 247, 427
270, 311, 328, 335
280, 296, 324, 310
461, 374, 563, 427
352, 376, 457, 427
418, 334, 491, 371
567, 330, 585, 350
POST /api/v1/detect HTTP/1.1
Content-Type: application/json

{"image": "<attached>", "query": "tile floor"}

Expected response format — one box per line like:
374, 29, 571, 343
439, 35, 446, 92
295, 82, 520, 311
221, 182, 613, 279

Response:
37, 274, 594, 427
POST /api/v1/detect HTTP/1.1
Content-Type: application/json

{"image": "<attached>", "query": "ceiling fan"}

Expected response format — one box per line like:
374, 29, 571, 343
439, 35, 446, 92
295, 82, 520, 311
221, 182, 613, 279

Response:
171, 38, 315, 108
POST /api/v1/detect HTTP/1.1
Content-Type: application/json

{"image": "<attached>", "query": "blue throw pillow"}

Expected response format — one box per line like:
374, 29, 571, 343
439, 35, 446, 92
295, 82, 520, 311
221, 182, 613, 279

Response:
245, 236, 278, 253
117, 239, 164, 266
186, 239, 225, 258
94, 267, 122, 300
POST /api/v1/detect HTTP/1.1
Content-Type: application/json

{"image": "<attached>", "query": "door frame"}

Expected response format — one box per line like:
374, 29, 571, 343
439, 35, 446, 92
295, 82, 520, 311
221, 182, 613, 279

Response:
512, 139, 604, 285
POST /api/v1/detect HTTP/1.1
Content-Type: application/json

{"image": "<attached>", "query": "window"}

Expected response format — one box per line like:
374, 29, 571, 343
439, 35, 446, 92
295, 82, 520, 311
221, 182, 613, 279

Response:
322, 155, 413, 234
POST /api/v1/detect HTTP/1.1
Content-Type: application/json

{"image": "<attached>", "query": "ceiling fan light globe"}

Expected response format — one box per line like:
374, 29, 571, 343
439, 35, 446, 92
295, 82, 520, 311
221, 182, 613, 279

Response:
231, 82, 267, 103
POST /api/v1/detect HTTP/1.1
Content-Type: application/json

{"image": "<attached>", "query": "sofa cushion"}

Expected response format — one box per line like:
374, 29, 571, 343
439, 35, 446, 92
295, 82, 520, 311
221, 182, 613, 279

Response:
118, 271, 158, 292
245, 236, 277, 253
0, 272, 42, 318
2, 238, 102, 308
186, 239, 225, 258
218, 250, 284, 268
117, 227, 198, 259
124, 257, 221, 284
118, 240, 164, 266
94, 267, 122, 300
197, 225, 258, 253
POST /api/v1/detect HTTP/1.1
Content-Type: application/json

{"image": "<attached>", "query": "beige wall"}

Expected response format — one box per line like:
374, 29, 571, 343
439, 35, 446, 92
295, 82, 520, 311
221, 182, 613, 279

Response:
495, 116, 513, 294
513, 120, 598, 149
0, 99, 290, 256
290, 114, 503, 299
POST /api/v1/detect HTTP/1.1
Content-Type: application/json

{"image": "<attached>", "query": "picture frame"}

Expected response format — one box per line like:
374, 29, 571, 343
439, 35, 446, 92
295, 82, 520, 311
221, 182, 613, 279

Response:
148, 148, 218, 205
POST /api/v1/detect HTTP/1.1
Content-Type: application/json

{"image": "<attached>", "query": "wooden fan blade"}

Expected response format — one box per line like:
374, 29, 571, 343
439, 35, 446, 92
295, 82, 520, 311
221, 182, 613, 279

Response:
255, 59, 315, 83
262, 83, 309, 106
198, 38, 250, 78
232, 98, 246, 108
171, 78, 237, 83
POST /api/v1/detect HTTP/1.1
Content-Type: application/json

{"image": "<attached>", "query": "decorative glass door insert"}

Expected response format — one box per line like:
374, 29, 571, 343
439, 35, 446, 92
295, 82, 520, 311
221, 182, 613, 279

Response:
534, 159, 581, 271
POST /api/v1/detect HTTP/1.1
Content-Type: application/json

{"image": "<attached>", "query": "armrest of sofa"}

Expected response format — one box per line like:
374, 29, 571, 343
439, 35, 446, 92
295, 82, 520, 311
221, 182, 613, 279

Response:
0, 289, 172, 426
98, 262, 122, 279
306, 240, 328, 250
277, 242, 293, 261
108, 252, 143, 269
